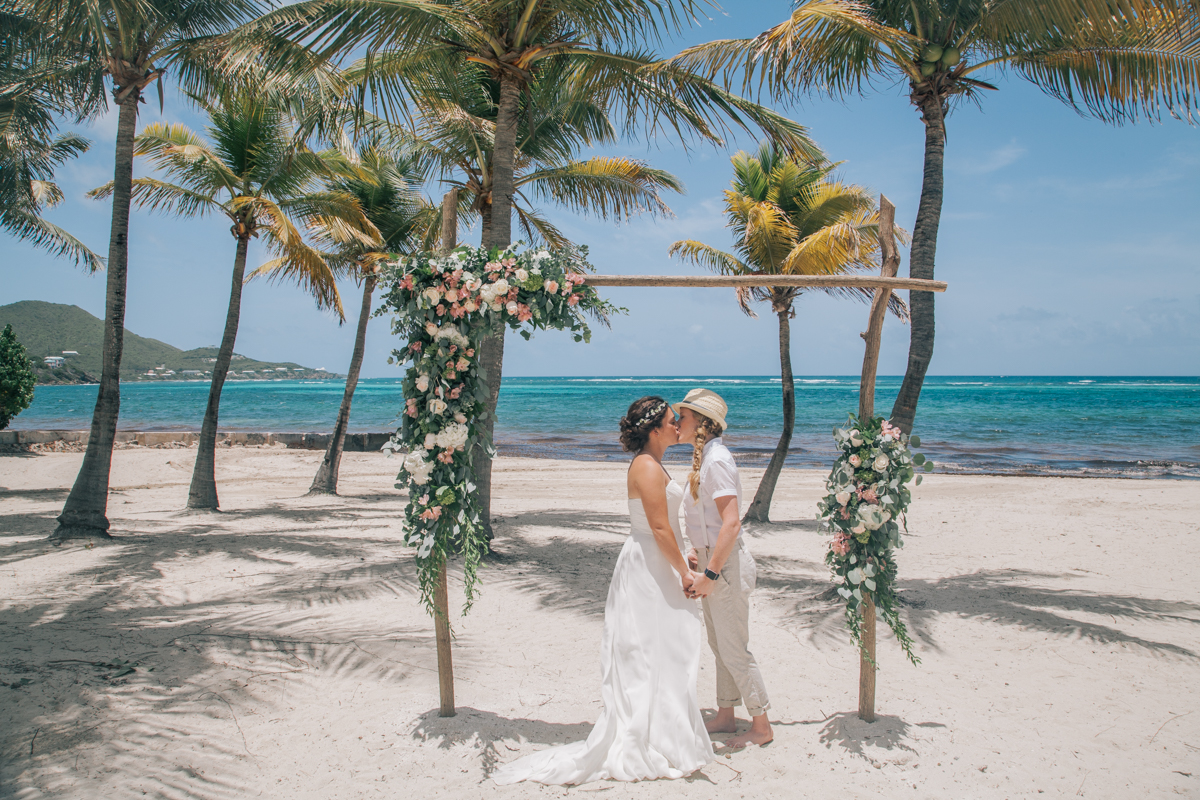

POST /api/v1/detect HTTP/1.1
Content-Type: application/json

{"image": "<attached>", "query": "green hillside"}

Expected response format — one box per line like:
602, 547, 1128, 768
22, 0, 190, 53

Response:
0, 301, 339, 383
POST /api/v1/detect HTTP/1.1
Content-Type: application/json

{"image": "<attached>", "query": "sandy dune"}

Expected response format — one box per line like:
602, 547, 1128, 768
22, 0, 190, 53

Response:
1, 448, 1198, 799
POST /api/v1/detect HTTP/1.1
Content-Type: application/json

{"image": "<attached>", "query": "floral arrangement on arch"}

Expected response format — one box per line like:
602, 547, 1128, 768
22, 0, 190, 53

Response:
378, 244, 618, 618
817, 414, 933, 666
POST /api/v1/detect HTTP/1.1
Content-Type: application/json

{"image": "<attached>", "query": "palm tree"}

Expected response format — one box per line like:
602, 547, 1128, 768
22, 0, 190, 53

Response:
91, 88, 379, 510
15, 0, 267, 539
253, 138, 433, 495
0, 18, 104, 268
674, 0, 1200, 433
237, 0, 822, 532
670, 143, 907, 522
409, 68, 684, 248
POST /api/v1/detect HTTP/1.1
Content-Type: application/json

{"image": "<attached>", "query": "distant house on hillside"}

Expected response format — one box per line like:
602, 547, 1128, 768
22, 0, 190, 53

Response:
182, 370, 202, 376
44, 356, 64, 367
62, 350, 78, 356
242, 370, 256, 375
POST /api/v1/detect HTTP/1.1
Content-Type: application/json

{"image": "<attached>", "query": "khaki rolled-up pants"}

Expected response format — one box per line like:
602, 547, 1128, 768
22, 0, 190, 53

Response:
696, 539, 770, 717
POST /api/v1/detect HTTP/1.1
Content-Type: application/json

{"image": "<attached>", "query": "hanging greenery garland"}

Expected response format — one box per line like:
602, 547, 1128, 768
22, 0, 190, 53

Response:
817, 413, 932, 666
378, 244, 619, 618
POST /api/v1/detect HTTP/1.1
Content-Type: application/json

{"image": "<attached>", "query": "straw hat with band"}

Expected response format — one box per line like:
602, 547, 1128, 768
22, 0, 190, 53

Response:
672, 388, 728, 432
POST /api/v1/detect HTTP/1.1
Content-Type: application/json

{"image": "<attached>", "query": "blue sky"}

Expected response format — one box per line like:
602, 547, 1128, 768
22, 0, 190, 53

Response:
3, 0, 1198, 378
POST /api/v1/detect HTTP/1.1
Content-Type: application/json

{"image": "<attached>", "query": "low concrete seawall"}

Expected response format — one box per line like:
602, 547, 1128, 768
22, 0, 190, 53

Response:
0, 430, 393, 451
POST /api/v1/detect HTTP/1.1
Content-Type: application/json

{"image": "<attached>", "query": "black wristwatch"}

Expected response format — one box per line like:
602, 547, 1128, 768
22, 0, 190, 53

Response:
704, 567, 720, 581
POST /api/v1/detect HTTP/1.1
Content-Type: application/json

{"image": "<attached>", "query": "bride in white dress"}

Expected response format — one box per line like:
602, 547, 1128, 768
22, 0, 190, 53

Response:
492, 396, 715, 785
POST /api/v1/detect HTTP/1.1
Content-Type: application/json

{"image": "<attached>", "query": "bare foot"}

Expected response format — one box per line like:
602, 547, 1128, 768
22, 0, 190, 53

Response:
724, 728, 773, 748
705, 709, 738, 734
724, 715, 773, 748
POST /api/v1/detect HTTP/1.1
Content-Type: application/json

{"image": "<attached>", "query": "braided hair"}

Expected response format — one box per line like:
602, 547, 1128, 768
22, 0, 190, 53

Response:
687, 415, 724, 500
619, 396, 670, 453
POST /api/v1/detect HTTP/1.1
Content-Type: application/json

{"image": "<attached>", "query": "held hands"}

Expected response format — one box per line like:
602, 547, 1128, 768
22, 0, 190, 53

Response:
683, 570, 713, 600
687, 548, 699, 571
689, 573, 715, 599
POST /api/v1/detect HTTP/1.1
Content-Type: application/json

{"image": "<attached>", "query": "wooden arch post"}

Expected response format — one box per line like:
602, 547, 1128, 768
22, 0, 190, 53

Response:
855, 194, 901, 723
434, 188, 459, 718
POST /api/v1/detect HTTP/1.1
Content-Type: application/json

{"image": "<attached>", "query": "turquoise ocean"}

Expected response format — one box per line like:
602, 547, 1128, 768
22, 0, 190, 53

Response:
13, 376, 1200, 479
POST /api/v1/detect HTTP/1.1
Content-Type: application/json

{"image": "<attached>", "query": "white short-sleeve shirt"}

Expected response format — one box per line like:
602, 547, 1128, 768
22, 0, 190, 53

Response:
682, 437, 742, 549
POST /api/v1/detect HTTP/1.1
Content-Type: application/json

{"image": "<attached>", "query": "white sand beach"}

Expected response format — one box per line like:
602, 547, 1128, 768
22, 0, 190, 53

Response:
1, 447, 1198, 799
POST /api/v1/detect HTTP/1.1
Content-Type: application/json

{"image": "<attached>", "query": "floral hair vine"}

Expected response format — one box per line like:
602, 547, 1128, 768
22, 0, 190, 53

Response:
635, 402, 667, 429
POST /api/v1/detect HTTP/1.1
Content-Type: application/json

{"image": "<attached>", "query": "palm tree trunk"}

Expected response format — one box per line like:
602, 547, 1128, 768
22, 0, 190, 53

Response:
743, 307, 795, 524
187, 234, 250, 510
309, 274, 375, 495
479, 203, 492, 248
890, 90, 946, 434
473, 69, 522, 538
52, 89, 141, 540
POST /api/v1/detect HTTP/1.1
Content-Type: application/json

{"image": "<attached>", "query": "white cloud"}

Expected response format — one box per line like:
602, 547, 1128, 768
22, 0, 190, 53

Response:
950, 140, 1026, 175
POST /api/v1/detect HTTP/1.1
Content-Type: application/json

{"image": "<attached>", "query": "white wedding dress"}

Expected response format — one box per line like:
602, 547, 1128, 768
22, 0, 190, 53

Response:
492, 479, 714, 785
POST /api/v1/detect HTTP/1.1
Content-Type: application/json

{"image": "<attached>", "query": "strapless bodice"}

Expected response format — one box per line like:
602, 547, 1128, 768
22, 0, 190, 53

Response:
628, 480, 686, 554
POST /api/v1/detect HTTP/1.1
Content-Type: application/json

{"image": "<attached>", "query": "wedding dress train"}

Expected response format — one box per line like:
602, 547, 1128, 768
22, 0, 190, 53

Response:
491, 480, 714, 785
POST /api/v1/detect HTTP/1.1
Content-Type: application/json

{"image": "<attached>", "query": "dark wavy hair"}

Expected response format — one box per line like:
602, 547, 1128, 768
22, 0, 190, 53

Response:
619, 395, 670, 453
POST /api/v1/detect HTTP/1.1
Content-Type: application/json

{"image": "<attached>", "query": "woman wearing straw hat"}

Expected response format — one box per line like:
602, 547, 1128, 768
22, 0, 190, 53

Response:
674, 388, 773, 748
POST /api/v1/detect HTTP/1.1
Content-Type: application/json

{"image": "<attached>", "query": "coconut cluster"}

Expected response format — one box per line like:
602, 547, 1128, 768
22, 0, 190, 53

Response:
917, 43, 962, 77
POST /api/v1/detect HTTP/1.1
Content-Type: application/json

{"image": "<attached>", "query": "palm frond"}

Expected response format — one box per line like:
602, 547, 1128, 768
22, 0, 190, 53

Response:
519, 156, 682, 219
88, 177, 222, 218
1007, 8, 1200, 122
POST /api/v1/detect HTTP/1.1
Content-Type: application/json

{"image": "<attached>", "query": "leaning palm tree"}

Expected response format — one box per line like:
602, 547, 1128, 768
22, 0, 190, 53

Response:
674, 0, 1200, 433
15, 0, 266, 539
91, 88, 379, 511
671, 143, 907, 523
235, 0, 822, 534
253, 138, 432, 495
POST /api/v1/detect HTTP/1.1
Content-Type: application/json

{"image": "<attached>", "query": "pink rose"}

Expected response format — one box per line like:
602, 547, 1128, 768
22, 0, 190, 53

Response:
436, 304, 445, 315
456, 357, 469, 370
848, 454, 861, 467
544, 280, 559, 294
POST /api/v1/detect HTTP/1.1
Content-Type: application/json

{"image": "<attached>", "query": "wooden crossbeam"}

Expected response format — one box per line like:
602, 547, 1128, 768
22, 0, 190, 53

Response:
581, 274, 947, 291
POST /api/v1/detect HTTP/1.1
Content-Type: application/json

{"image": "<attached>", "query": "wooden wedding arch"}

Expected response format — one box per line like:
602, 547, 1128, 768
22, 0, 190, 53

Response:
428, 194, 947, 724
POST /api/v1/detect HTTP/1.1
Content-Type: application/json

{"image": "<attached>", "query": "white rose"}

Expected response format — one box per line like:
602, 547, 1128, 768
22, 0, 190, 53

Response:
435, 422, 469, 450
423, 287, 442, 304
851, 524, 866, 535
429, 398, 447, 415
454, 412, 467, 424
490, 300, 503, 312
850, 433, 863, 446
424, 322, 438, 336
835, 491, 851, 506
514, 268, 529, 283
491, 278, 509, 294
415, 374, 430, 392
873, 454, 890, 471
424, 433, 437, 450
505, 301, 519, 315
464, 299, 478, 313
403, 447, 433, 485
